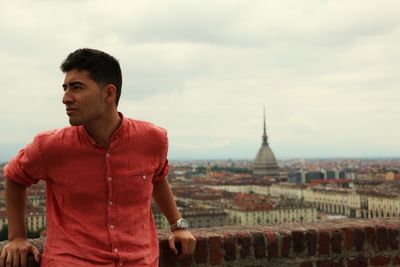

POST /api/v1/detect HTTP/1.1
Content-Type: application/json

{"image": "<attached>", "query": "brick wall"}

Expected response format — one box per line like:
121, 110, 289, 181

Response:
2, 218, 400, 266
159, 218, 400, 267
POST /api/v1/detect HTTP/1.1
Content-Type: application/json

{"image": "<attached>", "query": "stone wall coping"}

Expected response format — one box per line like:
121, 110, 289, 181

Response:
2, 218, 400, 266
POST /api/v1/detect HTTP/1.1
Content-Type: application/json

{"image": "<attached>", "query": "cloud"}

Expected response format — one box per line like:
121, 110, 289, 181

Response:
1, 0, 399, 161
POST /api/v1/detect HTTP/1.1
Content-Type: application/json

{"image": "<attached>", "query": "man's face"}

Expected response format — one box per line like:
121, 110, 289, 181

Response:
62, 69, 107, 126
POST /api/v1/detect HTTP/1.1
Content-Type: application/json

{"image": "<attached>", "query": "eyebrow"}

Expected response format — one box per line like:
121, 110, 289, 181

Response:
62, 81, 85, 89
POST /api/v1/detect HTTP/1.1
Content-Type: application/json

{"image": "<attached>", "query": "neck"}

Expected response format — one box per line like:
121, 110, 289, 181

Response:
84, 110, 122, 148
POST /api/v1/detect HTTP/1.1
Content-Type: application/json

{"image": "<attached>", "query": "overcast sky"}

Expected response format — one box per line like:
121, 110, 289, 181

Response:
1, 0, 399, 161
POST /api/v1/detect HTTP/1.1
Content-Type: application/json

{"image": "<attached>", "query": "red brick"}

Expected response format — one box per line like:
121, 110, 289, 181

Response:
223, 234, 236, 262
209, 236, 224, 265
317, 259, 334, 267
300, 261, 313, 267
353, 226, 365, 251
331, 229, 342, 254
293, 230, 305, 254
265, 231, 278, 259
347, 256, 367, 267
370, 255, 390, 266
306, 229, 318, 256
342, 227, 353, 251
388, 224, 399, 250
160, 239, 178, 267
280, 231, 291, 258
364, 225, 376, 249
317, 259, 344, 267
193, 237, 208, 264
376, 226, 389, 251
180, 256, 193, 267
333, 260, 345, 267
318, 229, 330, 255
237, 232, 251, 259
392, 256, 400, 265
252, 232, 266, 259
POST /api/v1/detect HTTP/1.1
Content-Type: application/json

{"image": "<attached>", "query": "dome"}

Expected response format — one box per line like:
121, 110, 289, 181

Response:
253, 143, 279, 176
254, 144, 278, 168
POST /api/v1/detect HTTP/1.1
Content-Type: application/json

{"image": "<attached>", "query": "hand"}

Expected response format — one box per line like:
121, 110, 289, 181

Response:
168, 230, 196, 260
0, 238, 40, 267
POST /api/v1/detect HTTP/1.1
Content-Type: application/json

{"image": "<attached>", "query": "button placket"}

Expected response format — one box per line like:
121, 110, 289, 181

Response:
105, 150, 118, 256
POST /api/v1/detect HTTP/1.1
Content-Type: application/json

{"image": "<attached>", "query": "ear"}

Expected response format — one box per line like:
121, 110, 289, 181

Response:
104, 84, 117, 105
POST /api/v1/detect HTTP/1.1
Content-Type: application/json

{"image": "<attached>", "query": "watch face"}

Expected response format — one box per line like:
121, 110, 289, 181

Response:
178, 218, 189, 228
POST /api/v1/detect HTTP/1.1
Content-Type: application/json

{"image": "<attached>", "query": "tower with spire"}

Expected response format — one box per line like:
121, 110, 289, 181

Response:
262, 107, 268, 145
252, 108, 280, 178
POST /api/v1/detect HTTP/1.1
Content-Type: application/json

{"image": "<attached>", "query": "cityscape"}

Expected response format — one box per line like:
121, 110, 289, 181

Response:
1, 1, 399, 266
1, 112, 399, 241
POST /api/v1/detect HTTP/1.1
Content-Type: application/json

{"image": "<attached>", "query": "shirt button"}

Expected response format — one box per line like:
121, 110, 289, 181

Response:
142, 175, 146, 179
106, 153, 110, 157
118, 262, 123, 266
110, 224, 115, 229
113, 248, 118, 253
108, 201, 113, 206
108, 177, 112, 181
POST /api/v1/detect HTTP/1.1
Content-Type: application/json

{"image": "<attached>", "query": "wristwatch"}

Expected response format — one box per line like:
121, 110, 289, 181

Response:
170, 218, 189, 232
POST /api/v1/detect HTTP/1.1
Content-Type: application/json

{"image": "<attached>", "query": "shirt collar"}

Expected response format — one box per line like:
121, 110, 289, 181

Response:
78, 112, 128, 147
110, 112, 128, 142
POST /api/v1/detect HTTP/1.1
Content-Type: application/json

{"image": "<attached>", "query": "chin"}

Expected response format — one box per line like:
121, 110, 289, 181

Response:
68, 118, 84, 126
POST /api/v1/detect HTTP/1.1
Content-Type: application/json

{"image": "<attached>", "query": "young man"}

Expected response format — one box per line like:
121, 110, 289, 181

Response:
1, 48, 196, 267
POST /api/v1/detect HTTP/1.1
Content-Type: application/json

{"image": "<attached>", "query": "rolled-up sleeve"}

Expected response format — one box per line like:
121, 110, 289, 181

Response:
4, 134, 47, 187
153, 130, 169, 184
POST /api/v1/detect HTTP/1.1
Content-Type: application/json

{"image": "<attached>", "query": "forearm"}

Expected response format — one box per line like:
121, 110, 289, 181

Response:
152, 179, 181, 224
5, 179, 28, 240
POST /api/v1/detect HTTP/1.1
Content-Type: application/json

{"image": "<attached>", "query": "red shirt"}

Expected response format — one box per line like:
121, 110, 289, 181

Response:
5, 113, 169, 267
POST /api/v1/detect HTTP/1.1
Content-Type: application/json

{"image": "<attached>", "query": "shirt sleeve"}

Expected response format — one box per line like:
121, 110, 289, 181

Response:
153, 129, 169, 184
4, 135, 48, 187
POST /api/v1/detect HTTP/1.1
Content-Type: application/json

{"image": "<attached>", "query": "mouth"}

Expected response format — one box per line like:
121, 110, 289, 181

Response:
66, 108, 78, 116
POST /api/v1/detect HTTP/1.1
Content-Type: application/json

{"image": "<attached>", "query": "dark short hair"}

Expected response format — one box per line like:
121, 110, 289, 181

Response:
60, 48, 122, 106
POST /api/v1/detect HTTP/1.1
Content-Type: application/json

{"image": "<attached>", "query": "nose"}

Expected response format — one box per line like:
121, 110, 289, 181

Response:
62, 88, 74, 105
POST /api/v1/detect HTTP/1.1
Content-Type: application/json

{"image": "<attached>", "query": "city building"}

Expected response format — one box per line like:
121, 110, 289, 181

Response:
173, 186, 317, 227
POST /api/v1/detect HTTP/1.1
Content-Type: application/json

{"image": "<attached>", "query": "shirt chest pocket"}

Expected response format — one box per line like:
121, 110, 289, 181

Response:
115, 169, 156, 206
132, 171, 152, 180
